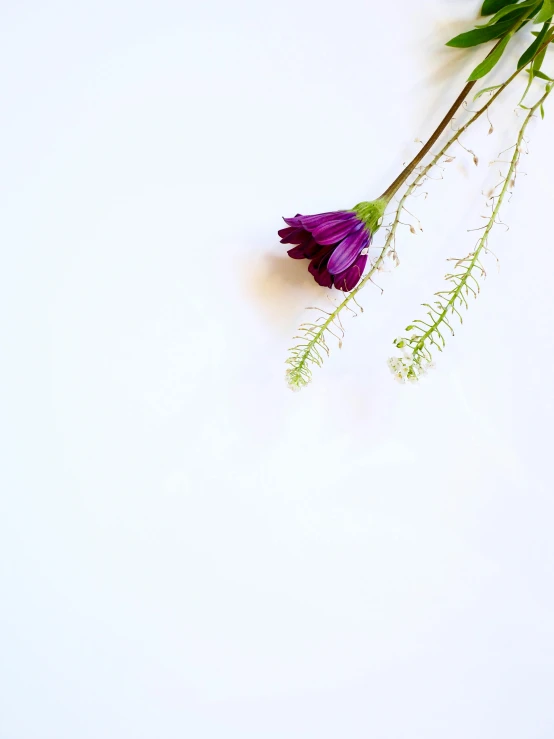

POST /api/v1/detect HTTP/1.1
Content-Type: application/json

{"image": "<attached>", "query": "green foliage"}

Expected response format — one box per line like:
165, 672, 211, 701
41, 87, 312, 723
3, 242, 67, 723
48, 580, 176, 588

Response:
534, 69, 554, 79
518, 21, 551, 67
481, 0, 520, 15
520, 36, 550, 102
473, 84, 504, 100
285, 318, 332, 390
536, 0, 554, 22
446, 18, 519, 47
468, 33, 512, 79
392, 253, 487, 373
448, 0, 542, 65
481, 0, 541, 27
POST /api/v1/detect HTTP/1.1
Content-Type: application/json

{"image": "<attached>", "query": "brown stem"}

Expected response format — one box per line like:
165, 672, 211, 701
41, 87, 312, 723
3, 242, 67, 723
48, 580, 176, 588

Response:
379, 5, 540, 203
379, 79, 475, 202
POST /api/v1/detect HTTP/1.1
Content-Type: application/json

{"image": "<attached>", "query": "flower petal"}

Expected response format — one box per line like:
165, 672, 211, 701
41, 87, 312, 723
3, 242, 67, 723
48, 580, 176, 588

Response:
333, 253, 368, 291
303, 238, 324, 258
278, 226, 311, 245
299, 210, 356, 231
312, 218, 360, 246
327, 227, 370, 274
287, 244, 306, 259
308, 260, 333, 288
283, 214, 303, 227
308, 244, 335, 288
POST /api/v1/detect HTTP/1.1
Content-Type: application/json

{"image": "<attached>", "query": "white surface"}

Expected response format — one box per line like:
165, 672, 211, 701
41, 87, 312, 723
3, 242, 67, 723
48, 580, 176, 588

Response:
2, 1, 554, 737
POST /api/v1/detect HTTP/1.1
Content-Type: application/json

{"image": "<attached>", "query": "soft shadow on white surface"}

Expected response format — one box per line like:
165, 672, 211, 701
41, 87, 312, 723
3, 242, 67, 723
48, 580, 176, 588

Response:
242, 251, 329, 331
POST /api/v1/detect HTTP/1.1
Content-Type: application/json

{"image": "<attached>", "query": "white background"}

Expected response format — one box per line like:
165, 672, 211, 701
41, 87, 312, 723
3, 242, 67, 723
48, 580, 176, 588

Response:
2, 0, 554, 737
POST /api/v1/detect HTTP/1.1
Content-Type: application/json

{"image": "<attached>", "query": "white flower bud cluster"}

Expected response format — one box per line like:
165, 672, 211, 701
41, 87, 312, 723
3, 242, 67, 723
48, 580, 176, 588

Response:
285, 368, 309, 392
387, 350, 434, 384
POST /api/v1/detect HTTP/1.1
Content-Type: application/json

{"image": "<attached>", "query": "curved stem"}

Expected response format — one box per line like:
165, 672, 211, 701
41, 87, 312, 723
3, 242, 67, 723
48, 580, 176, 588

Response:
409, 83, 552, 359
380, 8, 542, 203
379, 80, 476, 203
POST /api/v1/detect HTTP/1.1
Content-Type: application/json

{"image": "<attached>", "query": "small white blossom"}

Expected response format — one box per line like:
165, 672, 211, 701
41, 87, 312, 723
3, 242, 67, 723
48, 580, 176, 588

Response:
387, 352, 433, 384
285, 368, 308, 392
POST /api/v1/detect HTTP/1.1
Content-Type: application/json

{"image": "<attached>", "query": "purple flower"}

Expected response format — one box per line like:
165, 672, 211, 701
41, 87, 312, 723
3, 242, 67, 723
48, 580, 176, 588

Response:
279, 210, 372, 291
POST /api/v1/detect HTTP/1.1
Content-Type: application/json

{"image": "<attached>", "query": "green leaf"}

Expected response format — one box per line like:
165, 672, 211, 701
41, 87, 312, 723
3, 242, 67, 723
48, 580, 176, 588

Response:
473, 83, 503, 99
468, 33, 512, 80
481, 0, 518, 15
520, 68, 535, 103
541, 103, 545, 117
536, 0, 554, 22
534, 69, 554, 79
533, 42, 548, 70
518, 21, 551, 67
518, 46, 547, 105
447, 18, 519, 47
481, 0, 541, 27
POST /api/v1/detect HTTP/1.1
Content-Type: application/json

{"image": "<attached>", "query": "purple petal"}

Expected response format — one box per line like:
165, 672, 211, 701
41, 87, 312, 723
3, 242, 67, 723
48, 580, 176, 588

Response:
308, 245, 335, 288
287, 244, 306, 259
333, 253, 368, 291
278, 226, 311, 245
303, 238, 324, 258
308, 260, 333, 288
327, 227, 370, 275
283, 214, 303, 227
312, 218, 360, 246
309, 243, 334, 268
299, 210, 356, 231
285, 238, 321, 260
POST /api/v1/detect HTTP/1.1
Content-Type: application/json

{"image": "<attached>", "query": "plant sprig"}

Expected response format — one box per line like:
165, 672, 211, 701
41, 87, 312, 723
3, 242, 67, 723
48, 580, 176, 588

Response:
284, 19, 554, 390
285, 68, 527, 389
447, 0, 552, 81
390, 82, 553, 382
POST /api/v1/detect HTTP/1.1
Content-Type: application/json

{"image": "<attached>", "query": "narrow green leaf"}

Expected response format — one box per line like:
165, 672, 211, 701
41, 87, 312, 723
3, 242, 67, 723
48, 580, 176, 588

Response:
481, 0, 518, 15
535, 0, 554, 23
518, 21, 550, 67
473, 83, 503, 100
447, 18, 519, 47
518, 40, 547, 105
468, 33, 512, 80
533, 42, 548, 70
520, 69, 535, 103
541, 103, 545, 117
481, 0, 540, 27
534, 69, 554, 80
